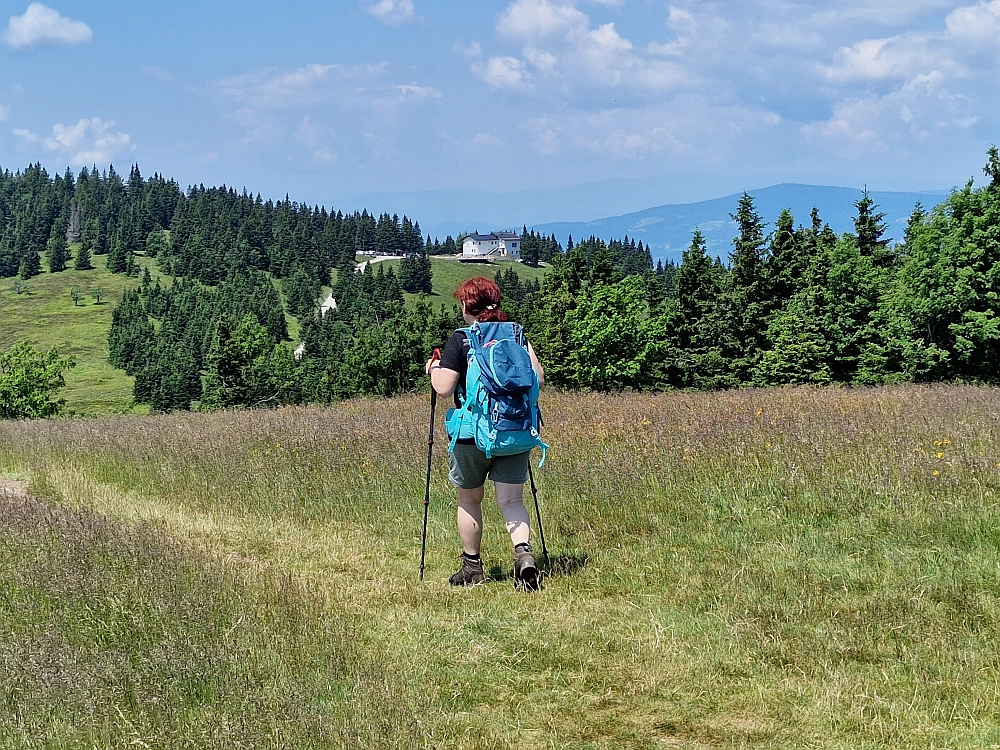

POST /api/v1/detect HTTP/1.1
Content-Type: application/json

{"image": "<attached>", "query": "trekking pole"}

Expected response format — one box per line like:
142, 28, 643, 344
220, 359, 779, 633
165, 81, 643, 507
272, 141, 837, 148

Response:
419, 348, 441, 581
527, 462, 548, 562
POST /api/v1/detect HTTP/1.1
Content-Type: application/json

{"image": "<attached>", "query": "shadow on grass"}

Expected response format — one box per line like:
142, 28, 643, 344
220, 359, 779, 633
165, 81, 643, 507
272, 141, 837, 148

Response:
487, 551, 589, 589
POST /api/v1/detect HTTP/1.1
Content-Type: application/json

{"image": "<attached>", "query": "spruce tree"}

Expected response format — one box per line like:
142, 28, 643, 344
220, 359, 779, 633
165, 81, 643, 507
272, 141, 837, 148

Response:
46, 219, 68, 273
74, 240, 93, 270
18, 247, 41, 279
107, 231, 128, 273
726, 193, 768, 381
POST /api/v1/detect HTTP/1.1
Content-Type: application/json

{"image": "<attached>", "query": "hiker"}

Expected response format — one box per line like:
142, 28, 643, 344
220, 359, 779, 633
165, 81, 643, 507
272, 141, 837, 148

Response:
425, 276, 545, 587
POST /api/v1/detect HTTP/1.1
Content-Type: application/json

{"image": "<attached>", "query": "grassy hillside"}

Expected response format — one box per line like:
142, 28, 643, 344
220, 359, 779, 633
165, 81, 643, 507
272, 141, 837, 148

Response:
0, 254, 163, 416
371, 257, 547, 308
2, 385, 1000, 747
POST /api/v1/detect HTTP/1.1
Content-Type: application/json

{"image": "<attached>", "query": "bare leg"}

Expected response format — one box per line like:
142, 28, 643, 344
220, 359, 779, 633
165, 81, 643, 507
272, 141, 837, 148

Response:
495, 481, 531, 547
456, 486, 485, 556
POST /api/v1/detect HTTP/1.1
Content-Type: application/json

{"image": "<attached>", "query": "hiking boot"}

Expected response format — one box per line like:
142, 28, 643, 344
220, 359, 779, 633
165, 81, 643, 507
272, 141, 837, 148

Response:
449, 554, 486, 586
513, 543, 538, 589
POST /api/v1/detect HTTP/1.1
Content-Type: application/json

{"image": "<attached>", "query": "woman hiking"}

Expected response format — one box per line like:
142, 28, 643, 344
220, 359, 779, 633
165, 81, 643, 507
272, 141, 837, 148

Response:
425, 276, 545, 588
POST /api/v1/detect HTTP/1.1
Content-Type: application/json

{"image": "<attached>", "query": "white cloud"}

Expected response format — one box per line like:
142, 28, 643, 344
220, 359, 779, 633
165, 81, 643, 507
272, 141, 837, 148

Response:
14, 117, 131, 165
825, 34, 965, 81
803, 70, 978, 154
474, 56, 531, 90
395, 82, 442, 100
454, 40, 482, 59
486, 0, 691, 93
497, 0, 588, 40
0, 106, 8, 123
1, 3, 91, 49
946, 0, 1000, 39
367, 0, 415, 25
524, 47, 557, 73
218, 62, 388, 109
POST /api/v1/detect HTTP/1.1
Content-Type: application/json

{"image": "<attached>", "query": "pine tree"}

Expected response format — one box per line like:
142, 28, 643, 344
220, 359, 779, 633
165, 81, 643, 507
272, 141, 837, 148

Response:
74, 240, 93, 270
726, 193, 768, 381
18, 247, 41, 279
46, 219, 68, 273
854, 189, 895, 270
107, 230, 128, 273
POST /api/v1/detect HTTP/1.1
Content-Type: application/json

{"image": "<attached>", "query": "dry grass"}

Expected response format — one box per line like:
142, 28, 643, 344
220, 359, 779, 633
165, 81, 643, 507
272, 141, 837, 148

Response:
2, 385, 1000, 748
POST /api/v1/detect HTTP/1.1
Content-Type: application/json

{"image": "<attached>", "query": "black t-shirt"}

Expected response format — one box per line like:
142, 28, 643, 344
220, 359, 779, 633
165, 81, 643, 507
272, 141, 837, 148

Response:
439, 330, 471, 408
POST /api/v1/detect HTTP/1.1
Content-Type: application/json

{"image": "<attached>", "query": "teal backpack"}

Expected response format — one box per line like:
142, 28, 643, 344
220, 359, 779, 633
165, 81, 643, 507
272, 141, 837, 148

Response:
445, 322, 548, 465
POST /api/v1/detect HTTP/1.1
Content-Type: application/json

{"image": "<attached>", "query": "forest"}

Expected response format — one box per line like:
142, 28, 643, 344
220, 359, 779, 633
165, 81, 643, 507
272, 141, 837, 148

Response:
3, 150, 1000, 412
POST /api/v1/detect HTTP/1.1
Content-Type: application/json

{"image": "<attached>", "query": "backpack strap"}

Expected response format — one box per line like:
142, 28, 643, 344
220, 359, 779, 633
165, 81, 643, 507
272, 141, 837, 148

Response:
448, 326, 480, 453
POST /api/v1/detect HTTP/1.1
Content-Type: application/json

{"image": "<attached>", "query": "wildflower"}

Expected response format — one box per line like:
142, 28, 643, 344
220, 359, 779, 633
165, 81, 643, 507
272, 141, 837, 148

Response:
755, 407, 763, 417
933, 470, 940, 477
936, 452, 944, 459
640, 418, 650, 425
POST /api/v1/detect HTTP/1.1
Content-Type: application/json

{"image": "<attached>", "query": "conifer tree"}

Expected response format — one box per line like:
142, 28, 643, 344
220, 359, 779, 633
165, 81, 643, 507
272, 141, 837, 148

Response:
18, 247, 41, 279
725, 193, 768, 381
74, 239, 93, 270
46, 219, 68, 273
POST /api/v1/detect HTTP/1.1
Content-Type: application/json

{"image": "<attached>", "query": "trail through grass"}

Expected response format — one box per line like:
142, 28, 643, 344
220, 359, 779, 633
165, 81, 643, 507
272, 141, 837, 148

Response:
2, 386, 1000, 747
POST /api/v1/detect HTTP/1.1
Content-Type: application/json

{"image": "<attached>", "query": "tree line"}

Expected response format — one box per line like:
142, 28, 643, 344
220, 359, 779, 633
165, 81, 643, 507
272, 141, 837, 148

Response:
0, 162, 459, 286
108, 148, 1000, 411
515, 149, 1000, 390
12, 150, 1000, 415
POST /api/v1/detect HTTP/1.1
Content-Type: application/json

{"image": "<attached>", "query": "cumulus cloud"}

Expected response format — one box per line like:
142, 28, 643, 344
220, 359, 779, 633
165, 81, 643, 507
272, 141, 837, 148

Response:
13, 117, 131, 165
803, 68, 979, 153
947, 0, 1000, 38
481, 0, 690, 93
1, 3, 92, 49
497, 0, 588, 40
468, 0, 1000, 173
367, 0, 415, 25
474, 56, 531, 91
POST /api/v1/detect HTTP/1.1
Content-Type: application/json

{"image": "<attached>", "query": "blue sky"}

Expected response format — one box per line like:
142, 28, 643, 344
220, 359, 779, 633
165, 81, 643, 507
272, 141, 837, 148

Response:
1, 0, 999, 210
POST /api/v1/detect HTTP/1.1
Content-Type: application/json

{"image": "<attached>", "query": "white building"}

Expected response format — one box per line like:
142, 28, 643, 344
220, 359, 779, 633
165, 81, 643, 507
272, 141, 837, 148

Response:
461, 232, 521, 260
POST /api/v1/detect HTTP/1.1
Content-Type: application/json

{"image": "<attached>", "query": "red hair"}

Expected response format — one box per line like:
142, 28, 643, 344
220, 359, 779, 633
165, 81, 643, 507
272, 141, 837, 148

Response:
455, 276, 509, 322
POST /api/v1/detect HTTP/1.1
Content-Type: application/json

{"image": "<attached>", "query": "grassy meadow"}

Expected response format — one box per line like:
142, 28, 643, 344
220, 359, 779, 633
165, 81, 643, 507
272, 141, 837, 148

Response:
2, 385, 1000, 747
0, 253, 163, 416
373, 257, 547, 309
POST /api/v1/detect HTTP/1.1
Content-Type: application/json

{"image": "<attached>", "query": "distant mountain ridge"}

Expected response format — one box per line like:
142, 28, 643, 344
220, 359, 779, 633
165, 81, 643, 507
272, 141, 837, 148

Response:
532, 183, 950, 263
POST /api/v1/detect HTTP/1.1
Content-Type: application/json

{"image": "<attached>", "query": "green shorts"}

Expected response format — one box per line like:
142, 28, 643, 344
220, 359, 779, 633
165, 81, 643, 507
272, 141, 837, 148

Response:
448, 443, 530, 489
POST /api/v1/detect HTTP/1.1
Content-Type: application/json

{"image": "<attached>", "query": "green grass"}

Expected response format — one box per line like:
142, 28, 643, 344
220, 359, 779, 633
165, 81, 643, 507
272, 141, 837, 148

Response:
370, 257, 547, 309
0, 254, 163, 416
3, 385, 1000, 747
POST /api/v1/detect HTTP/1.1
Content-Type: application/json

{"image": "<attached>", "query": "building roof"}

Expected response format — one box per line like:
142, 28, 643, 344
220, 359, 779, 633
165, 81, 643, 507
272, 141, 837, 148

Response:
464, 231, 520, 242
